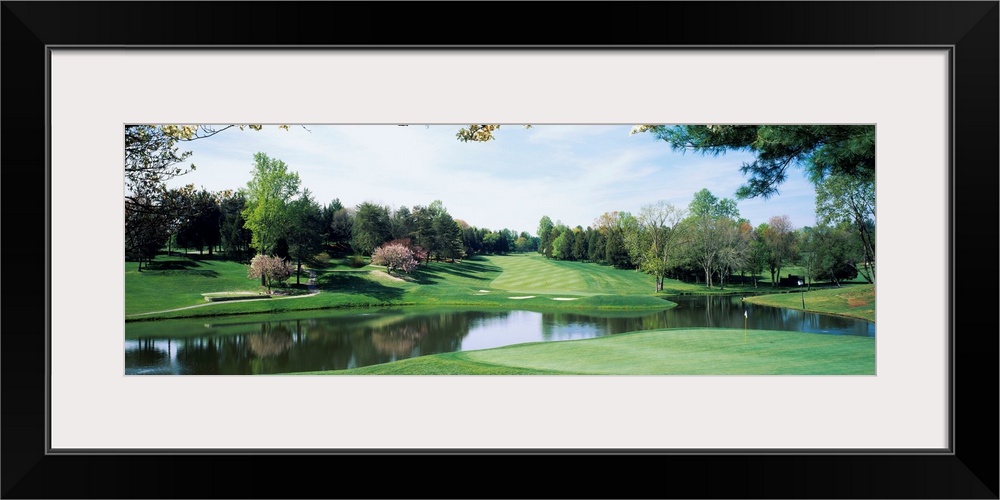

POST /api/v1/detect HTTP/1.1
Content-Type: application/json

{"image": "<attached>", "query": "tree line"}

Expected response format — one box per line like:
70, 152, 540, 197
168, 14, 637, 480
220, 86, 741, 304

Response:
534, 183, 874, 291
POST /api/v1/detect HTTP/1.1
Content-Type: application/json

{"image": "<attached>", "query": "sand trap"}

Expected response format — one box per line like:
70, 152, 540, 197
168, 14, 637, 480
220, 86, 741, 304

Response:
508, 296, 536, 300
478, 290, 490, 293
552, 297, 580, 301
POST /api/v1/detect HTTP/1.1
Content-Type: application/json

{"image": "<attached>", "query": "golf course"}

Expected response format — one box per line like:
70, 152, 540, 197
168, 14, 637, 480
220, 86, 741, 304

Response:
125, 252, 679, 320
125, 252, 875, 375
124, 124, 877, 376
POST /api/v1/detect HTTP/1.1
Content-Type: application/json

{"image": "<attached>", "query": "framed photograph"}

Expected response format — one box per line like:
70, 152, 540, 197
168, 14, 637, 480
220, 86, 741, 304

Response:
3, 2, 996, 498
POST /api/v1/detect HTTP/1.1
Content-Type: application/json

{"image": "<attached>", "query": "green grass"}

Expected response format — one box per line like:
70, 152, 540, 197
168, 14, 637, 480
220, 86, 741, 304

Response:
489, 254, 655, 295
296, 354, 566, 375
296, 327, 875, 375
658, 280, 762, 295
743, 284, 875, 322
125, 256, 265, 315
125, 253, 676, 321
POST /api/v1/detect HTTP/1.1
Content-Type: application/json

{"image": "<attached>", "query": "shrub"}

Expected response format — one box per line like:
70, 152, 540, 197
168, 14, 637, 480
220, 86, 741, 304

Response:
348, 255, 367, 268
313, 251, 331, 267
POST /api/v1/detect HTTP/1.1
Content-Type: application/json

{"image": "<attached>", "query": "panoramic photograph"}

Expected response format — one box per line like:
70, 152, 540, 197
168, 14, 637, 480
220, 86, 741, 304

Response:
124, 124, 876, 375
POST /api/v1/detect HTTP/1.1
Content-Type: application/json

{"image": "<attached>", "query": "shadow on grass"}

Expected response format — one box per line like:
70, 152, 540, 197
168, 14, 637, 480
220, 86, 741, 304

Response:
141, 260, 221, 277
404, 260, 502, 285
454, 259, 502, 274
143, 269, 221, 277
314, 272, 405, 302
161, 252, 232, 263
428, 261, 500, 281
407, 266, 440, 285
145, 260, 201, 270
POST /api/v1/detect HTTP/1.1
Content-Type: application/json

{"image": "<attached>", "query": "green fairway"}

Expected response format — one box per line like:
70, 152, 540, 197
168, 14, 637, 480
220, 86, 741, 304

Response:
297, 328, 875, 375
125, 253, 675, 320
488, 254, 654, 295
744, 284, 875, 322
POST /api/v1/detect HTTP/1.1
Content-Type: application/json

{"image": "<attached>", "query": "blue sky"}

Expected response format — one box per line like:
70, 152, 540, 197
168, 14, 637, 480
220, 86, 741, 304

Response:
163, 124, 820, 235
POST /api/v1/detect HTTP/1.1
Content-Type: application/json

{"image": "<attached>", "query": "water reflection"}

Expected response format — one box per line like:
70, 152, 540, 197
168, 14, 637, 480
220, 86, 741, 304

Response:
125, 295, 874, 375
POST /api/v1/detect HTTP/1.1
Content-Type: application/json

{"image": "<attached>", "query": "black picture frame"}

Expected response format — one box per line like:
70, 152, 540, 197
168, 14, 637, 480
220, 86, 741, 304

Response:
3, 2, 997, 498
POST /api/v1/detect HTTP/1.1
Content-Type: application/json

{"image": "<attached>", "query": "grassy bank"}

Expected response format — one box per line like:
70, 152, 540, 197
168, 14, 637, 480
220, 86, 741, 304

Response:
296, 327, 875, 375
656, 265, 869, 296
743, 284, 875, 322
125, 257, 267, 314
126, 253, 677, 321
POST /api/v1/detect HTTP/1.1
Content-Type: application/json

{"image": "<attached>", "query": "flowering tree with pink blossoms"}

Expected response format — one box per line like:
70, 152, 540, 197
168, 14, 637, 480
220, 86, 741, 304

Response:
247, 254, 293, 294
371, 242, 418, 276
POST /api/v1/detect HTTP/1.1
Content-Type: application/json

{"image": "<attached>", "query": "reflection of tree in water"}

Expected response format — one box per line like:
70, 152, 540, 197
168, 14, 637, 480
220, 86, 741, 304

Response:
176, 337, 230, 374
663, 295, 744, 329
247, 324, 294, 357
125, 338, 170, 369
214, 335, 252, 374
371, 324, 428, 357
651, 295, 875, 336
130, 312, 479, 373
699, 295, 740, 328
366, 313, 475, 359
542, 311, 673, 340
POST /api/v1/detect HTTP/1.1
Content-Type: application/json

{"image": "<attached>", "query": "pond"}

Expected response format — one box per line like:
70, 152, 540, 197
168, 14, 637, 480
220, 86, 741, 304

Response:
125, 295, 874, 375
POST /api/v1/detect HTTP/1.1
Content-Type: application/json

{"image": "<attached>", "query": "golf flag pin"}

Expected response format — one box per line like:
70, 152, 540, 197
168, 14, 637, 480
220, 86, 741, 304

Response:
744, 310, 748, 318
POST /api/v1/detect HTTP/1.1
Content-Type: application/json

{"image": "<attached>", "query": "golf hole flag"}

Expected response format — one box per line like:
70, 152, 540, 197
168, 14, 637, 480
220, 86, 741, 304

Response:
744, 310, 748, 318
